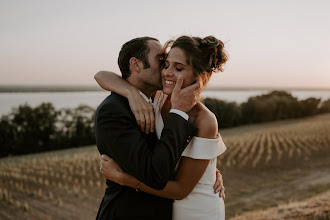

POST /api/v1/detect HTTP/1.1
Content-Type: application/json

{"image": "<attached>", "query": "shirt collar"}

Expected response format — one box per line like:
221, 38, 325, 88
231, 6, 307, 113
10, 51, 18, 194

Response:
139, 91, 152, 104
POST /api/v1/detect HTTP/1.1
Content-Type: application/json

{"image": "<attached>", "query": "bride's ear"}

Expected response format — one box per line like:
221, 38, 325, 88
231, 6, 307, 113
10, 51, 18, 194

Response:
129, 57, 143, 73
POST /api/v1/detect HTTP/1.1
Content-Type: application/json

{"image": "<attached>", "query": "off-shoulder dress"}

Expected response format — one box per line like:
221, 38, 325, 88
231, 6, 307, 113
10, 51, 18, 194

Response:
152, 91, 227, 220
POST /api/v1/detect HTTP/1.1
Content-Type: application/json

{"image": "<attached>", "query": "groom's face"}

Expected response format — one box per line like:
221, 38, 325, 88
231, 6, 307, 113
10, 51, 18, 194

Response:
140, 40, 163, 90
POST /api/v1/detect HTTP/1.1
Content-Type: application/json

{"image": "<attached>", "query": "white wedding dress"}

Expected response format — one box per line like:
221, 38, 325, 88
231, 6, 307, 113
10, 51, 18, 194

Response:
152, 91, 227, 220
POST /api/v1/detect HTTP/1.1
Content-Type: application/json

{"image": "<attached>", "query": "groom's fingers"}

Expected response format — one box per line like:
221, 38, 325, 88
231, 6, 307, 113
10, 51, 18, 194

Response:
183, 77, 202, 94
172, 75, 183, 96
220, 185, 225, 200
214, 183, 221, 194
214, 170, 221, 190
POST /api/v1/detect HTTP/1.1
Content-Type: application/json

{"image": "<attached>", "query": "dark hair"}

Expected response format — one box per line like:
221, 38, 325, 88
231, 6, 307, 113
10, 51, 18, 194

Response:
118, 37, 159, 79
163, 35, 228, 87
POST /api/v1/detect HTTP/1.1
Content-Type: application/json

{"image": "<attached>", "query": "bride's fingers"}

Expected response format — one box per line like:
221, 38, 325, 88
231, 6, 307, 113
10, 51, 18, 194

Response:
150, 109, 155, 133
144, 109, 151, 134
134, 112, 141, 128
100, 160, 105, 173
139, 112, 146, 132
100, 154, 111, 161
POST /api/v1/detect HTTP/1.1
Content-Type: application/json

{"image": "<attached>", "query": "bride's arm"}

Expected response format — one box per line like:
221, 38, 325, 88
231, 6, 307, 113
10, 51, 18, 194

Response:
100, 154, 209, 200
94, 71, 155, 133
141, 157, 210, 200
100, 111, 219, 200
95, 71, 138, 98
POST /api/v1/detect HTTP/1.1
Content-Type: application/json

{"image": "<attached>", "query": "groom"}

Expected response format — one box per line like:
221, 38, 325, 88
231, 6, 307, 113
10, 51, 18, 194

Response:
95, 37, 201, 220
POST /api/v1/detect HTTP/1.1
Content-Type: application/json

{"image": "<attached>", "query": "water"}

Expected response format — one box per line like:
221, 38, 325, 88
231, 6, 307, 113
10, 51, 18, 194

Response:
0, 90, 330, 116
202, 90, 330, 103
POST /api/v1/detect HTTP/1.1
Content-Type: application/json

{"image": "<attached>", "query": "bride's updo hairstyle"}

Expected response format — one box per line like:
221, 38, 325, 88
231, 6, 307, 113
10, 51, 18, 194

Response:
162, 35, 228, 88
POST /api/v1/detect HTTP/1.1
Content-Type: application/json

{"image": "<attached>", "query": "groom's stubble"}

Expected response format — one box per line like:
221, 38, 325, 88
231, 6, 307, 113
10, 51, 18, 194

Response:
140, 40, 163, 93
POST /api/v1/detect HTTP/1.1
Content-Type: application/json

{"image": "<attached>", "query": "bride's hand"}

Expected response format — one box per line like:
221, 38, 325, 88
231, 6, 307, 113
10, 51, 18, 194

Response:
100, 154, 125, 185
126, 89, 155, 134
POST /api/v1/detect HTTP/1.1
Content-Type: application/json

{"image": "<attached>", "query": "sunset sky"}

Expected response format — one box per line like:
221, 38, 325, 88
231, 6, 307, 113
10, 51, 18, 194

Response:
1, 0, 329, 89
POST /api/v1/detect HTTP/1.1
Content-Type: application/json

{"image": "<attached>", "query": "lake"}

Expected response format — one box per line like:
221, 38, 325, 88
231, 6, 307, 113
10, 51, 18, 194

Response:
1, 89, 330, 116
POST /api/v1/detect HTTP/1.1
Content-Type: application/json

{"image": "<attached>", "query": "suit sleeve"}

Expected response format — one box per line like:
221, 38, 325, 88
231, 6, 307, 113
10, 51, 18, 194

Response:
96, 101, 197, 190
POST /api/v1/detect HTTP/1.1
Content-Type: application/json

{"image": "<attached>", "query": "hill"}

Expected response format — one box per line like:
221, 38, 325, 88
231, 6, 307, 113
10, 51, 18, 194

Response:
220, 114, 330, 218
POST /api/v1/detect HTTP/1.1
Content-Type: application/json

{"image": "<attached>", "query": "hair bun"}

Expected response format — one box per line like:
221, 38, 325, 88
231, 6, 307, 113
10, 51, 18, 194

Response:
199, 36, 227, 72
198, 36, 219, 49
169, 35, 228, 74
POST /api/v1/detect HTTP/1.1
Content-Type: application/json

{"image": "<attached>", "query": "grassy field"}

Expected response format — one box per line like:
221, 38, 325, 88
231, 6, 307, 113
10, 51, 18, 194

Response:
1, 114, 329, 219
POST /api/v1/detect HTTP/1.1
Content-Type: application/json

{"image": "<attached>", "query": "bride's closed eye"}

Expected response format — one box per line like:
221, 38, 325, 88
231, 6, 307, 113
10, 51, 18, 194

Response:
164, 62, 184, 72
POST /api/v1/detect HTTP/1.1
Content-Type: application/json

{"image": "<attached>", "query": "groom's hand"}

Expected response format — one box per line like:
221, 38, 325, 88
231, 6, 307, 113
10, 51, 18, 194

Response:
171, 75, 202, 113
214, 169, 225, 200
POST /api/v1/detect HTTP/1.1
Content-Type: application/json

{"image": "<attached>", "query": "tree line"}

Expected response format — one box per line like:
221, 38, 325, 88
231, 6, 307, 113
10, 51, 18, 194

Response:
204, 91, 330, 128
0, 104, 95, 157
1, 91, 329, 157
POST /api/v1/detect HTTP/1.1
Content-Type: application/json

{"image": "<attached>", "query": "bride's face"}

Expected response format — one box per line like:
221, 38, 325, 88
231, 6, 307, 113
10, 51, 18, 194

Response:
161, 47, 196, 95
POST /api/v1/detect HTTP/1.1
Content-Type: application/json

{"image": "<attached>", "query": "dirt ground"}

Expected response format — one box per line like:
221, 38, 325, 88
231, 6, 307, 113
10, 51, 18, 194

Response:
222, 152, 330, 218
230, 190, 330, 220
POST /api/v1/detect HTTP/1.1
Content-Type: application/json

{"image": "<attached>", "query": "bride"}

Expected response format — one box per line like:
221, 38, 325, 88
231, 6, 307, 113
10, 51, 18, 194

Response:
96, 35, 228, 220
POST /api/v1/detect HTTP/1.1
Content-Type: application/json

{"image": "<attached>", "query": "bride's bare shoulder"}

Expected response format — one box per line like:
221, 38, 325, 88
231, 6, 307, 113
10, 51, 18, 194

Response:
195, 103, 218, 139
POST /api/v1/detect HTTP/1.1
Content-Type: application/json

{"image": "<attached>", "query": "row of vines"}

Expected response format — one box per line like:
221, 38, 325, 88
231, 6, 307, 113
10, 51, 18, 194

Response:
0, 114, 329, 219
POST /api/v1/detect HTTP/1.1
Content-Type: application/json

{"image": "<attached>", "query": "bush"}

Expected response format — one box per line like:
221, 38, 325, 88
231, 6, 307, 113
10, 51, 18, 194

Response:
204, 98, 241, 128
56, 105, 95, 147
7, 103, 58, 154
319, 98, 330, 114
240, 91, 300, 123
298, 98, 321, 117
0, 116, 16, 157
0, 103, 95, 157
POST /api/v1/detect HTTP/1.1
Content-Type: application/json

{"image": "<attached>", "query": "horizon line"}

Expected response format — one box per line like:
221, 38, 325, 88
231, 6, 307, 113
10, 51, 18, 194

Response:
0, 84, 330, 92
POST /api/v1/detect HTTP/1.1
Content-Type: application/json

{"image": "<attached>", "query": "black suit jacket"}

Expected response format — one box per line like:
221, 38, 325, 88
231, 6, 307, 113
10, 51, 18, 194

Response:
95, 92, 197, 220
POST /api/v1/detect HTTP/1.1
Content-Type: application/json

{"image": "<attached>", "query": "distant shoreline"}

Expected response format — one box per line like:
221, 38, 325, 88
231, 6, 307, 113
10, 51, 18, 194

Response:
0, 85, 104, 93
1, 85, 330, 93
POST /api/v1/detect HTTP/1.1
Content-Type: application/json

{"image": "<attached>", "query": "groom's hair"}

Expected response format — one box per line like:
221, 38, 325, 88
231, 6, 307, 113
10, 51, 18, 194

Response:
118, 37, 159, 80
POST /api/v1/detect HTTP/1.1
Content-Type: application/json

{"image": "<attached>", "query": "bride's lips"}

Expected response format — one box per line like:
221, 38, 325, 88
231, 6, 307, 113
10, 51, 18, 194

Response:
163, 79, 176, 87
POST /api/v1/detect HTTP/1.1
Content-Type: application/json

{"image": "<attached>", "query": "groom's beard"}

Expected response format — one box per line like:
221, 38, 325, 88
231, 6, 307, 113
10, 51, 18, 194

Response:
158, 75, 163, 90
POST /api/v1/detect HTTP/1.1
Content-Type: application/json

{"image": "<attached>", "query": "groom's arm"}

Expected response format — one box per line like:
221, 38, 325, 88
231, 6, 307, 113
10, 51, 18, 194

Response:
96, 101, 197, 190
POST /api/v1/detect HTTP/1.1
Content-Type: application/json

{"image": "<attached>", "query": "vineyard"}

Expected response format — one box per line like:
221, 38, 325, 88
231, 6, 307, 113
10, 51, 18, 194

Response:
218, 114, 330, 168
0, 113, 330, 219
0, 147, 105, 219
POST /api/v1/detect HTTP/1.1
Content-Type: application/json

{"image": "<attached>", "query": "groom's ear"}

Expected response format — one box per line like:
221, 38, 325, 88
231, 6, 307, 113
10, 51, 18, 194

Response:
129, 57, 144, 73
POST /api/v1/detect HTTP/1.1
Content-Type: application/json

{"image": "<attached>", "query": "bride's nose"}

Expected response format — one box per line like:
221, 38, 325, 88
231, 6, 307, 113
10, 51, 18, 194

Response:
163, 67, 174, 77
